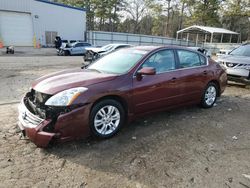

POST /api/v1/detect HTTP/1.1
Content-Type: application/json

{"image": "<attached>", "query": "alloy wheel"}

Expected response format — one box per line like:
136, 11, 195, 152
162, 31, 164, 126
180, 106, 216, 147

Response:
94, 105, 121, 135
205, 85, 217, 106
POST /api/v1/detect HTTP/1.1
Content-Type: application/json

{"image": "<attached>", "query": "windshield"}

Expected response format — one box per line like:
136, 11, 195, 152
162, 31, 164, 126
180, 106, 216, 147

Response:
66, 43, 75, 48
87, 49, 146, 74
230, 45, 250, 57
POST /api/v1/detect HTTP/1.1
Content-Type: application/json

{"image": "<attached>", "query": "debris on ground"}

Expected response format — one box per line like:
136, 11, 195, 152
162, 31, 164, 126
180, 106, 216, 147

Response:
232, 136, 238, 140
80, 182, 87, 188
239, 181, 250, 188
190, 177, 195, 183
228, 177, 233, 183
205, 167, 209, 173
243, 174, 250, 180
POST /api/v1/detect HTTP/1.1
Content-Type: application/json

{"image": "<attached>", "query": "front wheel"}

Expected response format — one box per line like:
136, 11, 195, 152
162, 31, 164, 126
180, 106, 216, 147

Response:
90, 99, 125, 138
201, 82, 218, 108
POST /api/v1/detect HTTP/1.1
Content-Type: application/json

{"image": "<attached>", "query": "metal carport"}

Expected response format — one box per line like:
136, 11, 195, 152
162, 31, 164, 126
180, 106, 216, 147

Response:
176, 25, 240, 45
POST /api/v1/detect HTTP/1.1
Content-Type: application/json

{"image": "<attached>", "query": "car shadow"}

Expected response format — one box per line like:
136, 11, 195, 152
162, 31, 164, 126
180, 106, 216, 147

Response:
45, 101, 227, 186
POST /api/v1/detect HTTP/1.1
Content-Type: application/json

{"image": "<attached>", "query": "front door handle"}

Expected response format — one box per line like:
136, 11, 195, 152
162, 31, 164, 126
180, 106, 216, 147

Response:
171, 77, 177, 82
203, 70, 208, 75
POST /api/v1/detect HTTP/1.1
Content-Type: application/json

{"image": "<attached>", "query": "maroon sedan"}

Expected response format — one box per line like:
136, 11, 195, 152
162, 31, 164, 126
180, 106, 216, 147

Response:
18, 46, 227, 147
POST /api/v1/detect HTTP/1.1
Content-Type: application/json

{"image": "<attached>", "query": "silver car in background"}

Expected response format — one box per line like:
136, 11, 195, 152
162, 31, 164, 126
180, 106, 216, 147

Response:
58, 42, 91, 56
217, 43, 250, 83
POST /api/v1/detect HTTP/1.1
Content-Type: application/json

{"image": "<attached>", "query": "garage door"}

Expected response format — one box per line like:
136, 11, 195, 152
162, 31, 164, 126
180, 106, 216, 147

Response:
0, 11, 33, 46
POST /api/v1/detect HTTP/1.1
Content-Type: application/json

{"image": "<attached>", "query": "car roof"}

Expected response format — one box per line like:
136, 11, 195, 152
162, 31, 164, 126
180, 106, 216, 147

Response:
130, 45, 196, 51
107, 43, 133, 47
127, 45, 208, 58
130, 46, 161, 51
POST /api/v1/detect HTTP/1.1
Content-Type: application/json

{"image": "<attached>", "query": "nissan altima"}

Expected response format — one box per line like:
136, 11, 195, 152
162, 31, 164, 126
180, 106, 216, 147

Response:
18, 46, 227, 147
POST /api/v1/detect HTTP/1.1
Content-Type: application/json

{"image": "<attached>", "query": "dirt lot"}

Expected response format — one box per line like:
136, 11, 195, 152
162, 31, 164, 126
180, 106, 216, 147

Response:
0, 55, 250, 188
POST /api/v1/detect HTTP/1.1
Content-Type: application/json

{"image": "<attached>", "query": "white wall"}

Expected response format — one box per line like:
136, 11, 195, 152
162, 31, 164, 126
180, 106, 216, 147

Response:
0, 0, 86, 46
32, 1, 86, 46
0, 0, 31, 12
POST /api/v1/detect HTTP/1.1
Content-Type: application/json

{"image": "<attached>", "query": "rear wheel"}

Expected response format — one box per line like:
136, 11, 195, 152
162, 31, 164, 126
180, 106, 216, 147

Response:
201, 82, 218, 108
64, 50, 70, 56
90, 99, 125, 138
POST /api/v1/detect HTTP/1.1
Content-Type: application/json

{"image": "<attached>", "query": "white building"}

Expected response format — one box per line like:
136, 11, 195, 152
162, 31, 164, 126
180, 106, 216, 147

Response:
0, 0, 86, 47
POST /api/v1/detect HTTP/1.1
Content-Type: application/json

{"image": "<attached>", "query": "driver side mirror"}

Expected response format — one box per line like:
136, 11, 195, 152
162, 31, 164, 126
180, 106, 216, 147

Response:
136, 67, 156, 80
138, 67, 156, 75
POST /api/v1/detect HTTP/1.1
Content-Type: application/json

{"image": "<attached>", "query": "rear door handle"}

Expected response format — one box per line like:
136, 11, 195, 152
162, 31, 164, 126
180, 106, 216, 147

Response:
203, 71, 208, 75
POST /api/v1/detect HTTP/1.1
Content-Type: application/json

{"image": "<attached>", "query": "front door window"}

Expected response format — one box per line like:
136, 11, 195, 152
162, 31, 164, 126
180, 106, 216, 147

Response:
141, 50, 176, 73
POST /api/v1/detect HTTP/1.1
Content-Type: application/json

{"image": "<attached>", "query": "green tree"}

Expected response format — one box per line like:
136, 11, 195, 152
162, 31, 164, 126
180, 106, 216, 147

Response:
186, 0, 222, 26
221, 0, 250, 41
55, 0, 125, 31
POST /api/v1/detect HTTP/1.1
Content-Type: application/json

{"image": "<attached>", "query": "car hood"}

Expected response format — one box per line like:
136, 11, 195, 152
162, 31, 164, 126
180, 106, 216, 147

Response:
218, 55, 250, 64
32, 69, 117, 95
86, 47, 106, 53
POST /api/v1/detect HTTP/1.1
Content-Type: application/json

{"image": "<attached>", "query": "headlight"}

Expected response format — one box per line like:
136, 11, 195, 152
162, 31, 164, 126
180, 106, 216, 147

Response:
226, 62, 237, 67
45, 87, 88, 106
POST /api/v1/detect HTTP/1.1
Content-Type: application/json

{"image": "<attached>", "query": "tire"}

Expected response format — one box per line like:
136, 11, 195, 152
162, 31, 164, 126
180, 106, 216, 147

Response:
90, 99, 125, 138
64, 50, 70, 56
201, 82, 218, 108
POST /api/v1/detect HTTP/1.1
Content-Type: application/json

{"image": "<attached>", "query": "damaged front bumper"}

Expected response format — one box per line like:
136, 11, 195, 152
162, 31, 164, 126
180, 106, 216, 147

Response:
18, 95, 91, 148
18, 99, 58, 147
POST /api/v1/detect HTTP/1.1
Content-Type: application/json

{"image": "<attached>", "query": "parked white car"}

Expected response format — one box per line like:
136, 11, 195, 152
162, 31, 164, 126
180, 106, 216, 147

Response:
216, 46, 238, 57
84, 43, 133, 62
58, 42, 91, 56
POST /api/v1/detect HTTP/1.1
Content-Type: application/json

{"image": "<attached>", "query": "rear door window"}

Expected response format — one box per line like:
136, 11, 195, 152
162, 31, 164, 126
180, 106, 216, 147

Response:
75, 43, 80, 47
75, 43, 84, 47
199, 55, 207, 65
177, 50, 205, 68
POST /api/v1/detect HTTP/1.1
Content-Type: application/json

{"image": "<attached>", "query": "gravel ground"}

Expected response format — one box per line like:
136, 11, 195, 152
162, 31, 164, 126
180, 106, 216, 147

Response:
0, 55, 250, 188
